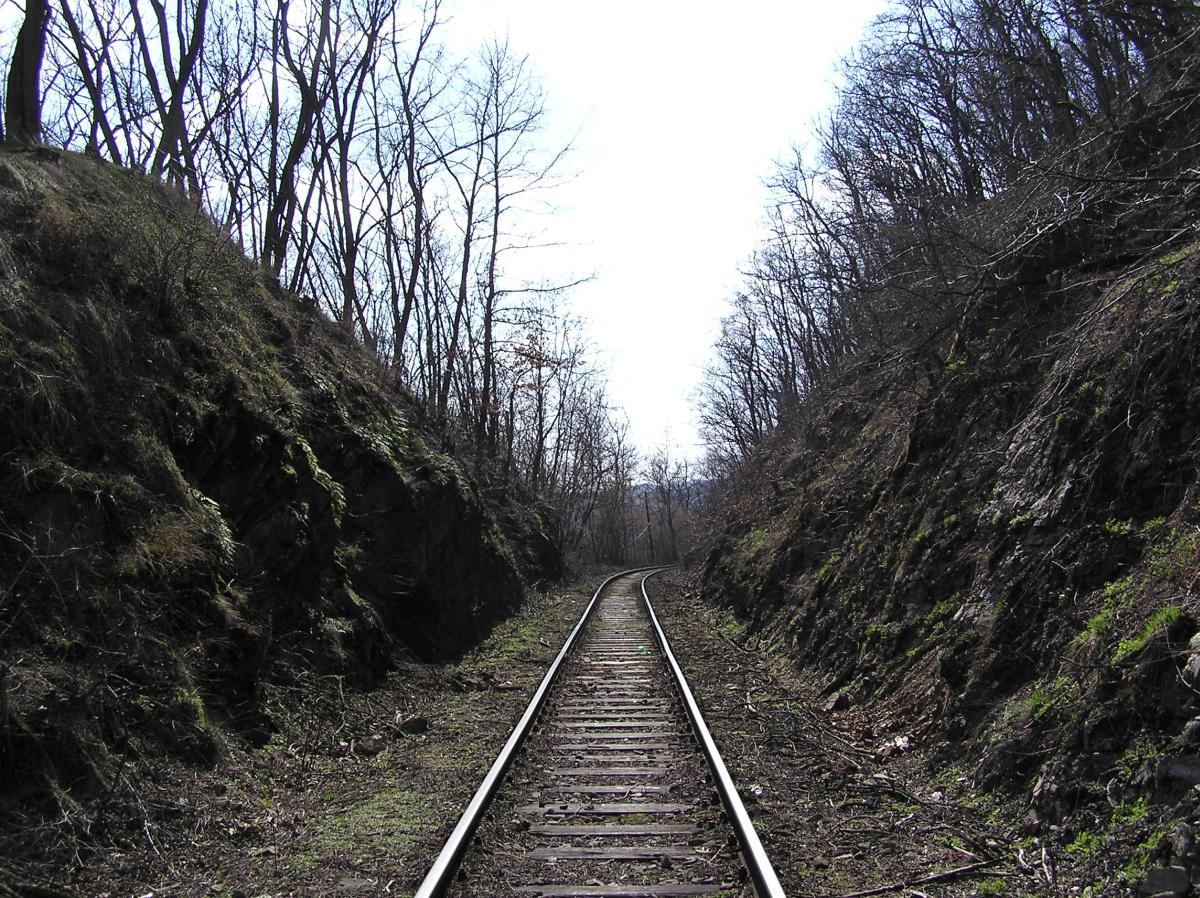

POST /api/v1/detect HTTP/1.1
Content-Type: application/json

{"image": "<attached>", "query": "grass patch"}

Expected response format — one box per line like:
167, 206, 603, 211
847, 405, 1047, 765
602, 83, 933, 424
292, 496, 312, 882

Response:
1112, 603, 1182, 663
310, 787, 434, 856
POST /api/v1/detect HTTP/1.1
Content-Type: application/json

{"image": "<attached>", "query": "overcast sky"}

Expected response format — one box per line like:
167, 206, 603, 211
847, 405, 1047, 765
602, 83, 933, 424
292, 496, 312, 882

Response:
442, 0, 889, 459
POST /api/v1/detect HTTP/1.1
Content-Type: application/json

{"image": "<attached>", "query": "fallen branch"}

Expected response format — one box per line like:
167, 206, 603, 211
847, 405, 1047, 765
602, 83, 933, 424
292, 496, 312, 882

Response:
830, 859, 1000, 898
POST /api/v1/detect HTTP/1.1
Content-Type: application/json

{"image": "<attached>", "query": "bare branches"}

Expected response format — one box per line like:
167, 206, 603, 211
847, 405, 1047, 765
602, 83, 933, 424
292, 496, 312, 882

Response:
698, 0, 1200, 472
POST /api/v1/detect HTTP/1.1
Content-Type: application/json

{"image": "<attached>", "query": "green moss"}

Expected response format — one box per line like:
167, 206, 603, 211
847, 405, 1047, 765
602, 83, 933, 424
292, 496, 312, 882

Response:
738, 527, 768, 557
1158, 244, 1195, 266
309, 787, 434, 857
1008, 511, 1035, 529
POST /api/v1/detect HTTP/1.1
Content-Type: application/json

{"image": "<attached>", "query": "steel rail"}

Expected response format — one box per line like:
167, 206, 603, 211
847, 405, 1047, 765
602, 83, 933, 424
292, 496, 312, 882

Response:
413, 567, 662, 898
639, 570, 787, 898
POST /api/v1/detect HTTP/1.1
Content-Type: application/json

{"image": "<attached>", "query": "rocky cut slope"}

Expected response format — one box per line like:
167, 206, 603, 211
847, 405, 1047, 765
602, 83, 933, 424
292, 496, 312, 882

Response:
0, 147, 549, 874
701, 63, 1200, 889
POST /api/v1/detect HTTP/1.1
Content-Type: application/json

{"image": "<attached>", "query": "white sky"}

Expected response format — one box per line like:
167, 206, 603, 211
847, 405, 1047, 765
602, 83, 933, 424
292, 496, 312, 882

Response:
442, 0, 888, 459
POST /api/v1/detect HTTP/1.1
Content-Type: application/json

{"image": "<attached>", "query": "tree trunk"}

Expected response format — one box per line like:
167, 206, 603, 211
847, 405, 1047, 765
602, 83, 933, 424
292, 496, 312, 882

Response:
5, 0, 50, 145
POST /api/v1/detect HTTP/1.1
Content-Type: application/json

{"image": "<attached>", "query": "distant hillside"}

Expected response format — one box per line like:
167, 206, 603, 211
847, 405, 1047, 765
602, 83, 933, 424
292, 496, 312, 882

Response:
698, 10, 1200, 893
0, 147, 555, 877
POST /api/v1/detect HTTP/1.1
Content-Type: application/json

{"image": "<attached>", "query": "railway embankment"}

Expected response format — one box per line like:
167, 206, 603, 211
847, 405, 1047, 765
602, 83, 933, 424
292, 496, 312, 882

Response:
698, 86, 1200, 898
0, 147, 558, 893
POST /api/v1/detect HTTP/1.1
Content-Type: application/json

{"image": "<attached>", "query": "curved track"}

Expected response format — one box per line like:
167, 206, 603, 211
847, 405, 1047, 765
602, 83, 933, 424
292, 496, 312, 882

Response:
417, 569, 784, 898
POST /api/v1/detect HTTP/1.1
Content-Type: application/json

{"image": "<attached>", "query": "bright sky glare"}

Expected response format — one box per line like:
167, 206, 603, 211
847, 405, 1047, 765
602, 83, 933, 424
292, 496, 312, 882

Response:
442, 0, 889, 459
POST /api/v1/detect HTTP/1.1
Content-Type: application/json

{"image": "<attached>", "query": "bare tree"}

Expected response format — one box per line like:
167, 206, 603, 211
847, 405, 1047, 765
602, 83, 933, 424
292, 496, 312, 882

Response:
260, 0, 334, 277
127, 0, 209, 190
699, 0, 1200, 468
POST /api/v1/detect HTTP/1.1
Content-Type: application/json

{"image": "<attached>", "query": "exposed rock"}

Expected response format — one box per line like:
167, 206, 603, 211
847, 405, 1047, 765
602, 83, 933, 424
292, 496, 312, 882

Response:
1138, 865, 1190, 896
1182, 719, 1200, 749
399, 715, 430, 735
823, 691, 849, 713
1162, 757, 1200, 786
1183, 655, 1200, 688
1171, 821, 1194, 864
352, 737, 383, 757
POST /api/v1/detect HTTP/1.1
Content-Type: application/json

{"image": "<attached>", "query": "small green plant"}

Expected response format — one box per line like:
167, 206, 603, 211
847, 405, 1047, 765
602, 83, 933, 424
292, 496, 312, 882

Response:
864, 621, 899, 642
1120, 828, 1173, 884
1066, 830, 1103, 856
1103, 574, 1135, 603
1103, 518, 1133, 536
1027, 676, 1079, 719
1116, 737, 1159, 783
816, 551, 842, 581
1141, 516, 1167, 536
176, 687, 210, 729
1078, 606, 1114, 645
930, 596, 957, 619
1111, 796, 1149, 826
1145, 528, 1198, 582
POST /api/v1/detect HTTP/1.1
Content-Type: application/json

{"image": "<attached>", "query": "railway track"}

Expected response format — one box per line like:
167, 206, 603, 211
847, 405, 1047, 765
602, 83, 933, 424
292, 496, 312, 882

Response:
416, 569, 784, 898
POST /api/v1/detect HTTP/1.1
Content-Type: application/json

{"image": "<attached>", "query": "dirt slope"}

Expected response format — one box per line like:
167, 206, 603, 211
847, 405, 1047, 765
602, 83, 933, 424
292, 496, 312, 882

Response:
0, 147, 552, 888
700, 85, 1200, 893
